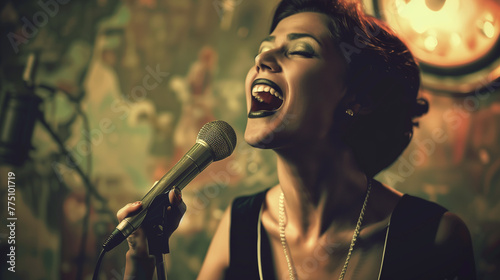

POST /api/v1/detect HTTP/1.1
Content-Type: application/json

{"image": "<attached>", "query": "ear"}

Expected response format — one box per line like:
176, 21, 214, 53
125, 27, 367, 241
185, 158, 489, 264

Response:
353, 99, 376, 116
342, 97, 375, 116
343, 65, 382, 116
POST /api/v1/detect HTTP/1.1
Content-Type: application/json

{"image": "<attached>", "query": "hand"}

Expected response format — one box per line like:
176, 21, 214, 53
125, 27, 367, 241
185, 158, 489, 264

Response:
117, 188, 186, 279
117, 187, 187, 257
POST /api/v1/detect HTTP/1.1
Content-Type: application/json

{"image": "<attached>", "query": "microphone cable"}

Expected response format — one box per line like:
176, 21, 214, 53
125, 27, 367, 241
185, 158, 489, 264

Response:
92, 249, 106, 280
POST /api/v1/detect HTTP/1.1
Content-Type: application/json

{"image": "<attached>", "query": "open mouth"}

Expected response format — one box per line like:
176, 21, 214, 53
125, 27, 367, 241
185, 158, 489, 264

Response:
249, 78, 284, 118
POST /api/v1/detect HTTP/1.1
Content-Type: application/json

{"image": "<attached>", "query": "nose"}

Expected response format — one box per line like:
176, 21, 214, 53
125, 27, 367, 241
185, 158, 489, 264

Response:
255, 50, 281, 73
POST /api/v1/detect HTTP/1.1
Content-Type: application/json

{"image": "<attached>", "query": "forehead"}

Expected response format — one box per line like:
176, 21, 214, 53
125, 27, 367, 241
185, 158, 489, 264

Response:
271, 12, 333, 43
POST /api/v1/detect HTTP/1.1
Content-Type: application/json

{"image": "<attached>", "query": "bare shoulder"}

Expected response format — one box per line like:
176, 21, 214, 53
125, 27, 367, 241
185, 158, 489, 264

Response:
197, 205, 231, 280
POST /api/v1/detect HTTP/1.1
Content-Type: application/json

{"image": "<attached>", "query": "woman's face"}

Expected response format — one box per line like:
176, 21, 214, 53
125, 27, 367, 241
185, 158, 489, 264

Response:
244, 12, 348, 150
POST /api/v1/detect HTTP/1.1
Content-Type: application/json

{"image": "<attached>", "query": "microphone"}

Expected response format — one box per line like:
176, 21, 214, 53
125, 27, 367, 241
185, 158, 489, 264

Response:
102, 120, 237, 252
0, 53, 42, 166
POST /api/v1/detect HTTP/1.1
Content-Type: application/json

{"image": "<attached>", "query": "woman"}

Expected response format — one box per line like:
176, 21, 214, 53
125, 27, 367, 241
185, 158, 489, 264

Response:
118, 0, 476, 279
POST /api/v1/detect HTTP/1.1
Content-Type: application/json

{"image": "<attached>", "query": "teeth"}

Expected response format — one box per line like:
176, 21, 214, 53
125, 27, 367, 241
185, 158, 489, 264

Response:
269, 88, 283, 100
251, 83, 284, 100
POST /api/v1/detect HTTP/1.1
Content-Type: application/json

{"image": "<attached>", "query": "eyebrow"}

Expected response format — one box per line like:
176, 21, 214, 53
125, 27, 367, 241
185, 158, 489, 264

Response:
288, 33, 322, 45
260, 33, 322, 45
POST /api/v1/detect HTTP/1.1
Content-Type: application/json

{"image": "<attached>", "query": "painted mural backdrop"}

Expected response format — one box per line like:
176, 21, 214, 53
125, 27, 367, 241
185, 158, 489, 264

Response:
0, 0, 498, 279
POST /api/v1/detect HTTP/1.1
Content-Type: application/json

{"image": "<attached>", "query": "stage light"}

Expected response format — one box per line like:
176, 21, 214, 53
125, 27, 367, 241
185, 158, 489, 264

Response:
371, 0, 500, 94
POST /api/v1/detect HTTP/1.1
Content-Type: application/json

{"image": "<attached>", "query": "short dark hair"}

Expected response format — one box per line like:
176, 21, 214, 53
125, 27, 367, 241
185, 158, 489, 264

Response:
271, 0, 428, 176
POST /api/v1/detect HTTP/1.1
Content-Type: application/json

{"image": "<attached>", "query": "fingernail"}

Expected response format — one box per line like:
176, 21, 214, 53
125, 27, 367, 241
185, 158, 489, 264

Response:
132, 201, 142, 206
174, 188, 182, 201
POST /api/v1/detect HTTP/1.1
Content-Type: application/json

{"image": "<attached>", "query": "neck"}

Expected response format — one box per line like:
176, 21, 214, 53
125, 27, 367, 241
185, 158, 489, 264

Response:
274, 140, 368, 239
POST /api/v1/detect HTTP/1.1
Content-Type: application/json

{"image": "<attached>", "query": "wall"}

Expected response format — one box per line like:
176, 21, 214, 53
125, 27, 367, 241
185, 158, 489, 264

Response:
0, 0, 498, 279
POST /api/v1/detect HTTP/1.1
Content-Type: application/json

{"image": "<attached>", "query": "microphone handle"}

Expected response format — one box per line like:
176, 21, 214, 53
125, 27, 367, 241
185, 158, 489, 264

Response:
103, 141, 213, 251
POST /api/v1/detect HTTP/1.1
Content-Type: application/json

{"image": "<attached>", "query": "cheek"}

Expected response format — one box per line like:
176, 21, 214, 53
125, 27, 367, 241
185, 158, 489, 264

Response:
288, 66, 345, 136
309, 64, 345, 111
244, 69, 254, 110
292, 66, 339, 114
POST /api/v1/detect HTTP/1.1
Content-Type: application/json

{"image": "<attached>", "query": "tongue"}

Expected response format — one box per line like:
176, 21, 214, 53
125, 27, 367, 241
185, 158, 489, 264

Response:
251, 92, 283, 112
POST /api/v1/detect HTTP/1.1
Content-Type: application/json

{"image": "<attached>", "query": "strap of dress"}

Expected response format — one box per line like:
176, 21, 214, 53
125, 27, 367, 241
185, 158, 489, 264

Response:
379, 194, 447, 279
224, 189, 270, 280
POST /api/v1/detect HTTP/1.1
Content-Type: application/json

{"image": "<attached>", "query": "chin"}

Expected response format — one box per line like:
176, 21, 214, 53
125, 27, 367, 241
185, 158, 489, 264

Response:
244, 116, 295, 149
244, 119, 275, 149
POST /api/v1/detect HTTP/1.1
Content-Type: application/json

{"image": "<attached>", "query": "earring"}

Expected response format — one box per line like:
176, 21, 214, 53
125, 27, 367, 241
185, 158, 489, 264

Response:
345, 109, 354, 117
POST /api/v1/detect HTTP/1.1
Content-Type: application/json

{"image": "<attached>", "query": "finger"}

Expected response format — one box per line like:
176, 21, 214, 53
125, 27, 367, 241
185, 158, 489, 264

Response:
164, 191, 186, 235
126, 227, 149, 257
178, 200, 187, 215
168, 187, 183, 206
168, 187, 186, 215
117, 201, 143, 222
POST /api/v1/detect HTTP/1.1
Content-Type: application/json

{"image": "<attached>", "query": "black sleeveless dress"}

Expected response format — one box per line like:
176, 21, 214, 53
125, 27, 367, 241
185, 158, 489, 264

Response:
223, 189, 476, 280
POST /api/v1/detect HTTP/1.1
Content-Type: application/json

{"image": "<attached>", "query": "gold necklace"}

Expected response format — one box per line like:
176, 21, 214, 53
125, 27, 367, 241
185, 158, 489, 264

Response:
278, 179, 372, 280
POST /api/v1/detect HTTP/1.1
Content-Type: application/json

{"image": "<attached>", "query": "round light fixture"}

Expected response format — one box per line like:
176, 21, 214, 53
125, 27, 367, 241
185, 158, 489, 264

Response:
371, 0, 500, 94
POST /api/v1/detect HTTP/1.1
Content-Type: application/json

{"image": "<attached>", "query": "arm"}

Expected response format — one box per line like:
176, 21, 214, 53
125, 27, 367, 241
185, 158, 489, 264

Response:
123, 226, 155, 280
117, 202, 155, 280
197, 205, 232, 280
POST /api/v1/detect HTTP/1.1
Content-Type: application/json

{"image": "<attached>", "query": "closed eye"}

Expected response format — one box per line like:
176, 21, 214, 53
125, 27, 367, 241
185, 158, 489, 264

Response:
289, 51, 315, 58
287, 42, 317, 58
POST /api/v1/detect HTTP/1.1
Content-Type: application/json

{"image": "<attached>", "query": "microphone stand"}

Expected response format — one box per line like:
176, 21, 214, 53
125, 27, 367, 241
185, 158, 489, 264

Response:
142, 193, 173, 280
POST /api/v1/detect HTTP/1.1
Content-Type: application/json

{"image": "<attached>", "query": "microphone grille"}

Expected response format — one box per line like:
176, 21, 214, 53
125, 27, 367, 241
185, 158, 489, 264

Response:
197, 120, 237, 161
